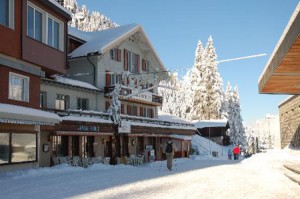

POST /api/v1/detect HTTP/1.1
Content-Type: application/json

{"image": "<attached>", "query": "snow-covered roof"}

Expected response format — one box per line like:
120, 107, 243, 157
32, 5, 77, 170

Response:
69, 24, 140, 58
51, 75, 101, 91
169, 134, 192, 140
68, 24, 165, 71
61, 116, 112, 124
158, 110, 192, 125
46, 0, 72, 20
131, 121, 196, 131
192, 119, 229, 128
0, 103, 61, 125
68, 26, 92, 42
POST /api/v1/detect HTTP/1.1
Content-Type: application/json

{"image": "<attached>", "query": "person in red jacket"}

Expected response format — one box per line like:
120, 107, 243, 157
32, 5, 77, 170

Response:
233, 145, 240, 160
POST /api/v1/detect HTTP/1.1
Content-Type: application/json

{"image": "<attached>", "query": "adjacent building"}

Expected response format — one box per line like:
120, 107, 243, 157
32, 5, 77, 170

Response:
0, 0, 71, 172
258, 2, 300, 148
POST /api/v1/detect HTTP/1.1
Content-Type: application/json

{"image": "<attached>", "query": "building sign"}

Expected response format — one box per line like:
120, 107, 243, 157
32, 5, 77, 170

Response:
118, 121, 131, 133
78, 125, 100, 132
132, 92, 152, 102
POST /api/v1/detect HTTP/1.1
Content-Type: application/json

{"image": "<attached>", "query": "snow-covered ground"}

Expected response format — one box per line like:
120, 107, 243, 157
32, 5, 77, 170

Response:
1, 138, 300, 199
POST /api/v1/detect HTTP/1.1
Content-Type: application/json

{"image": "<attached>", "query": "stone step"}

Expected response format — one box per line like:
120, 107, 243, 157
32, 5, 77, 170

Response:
284, 164, 300, 175
283, 164, 300, 185
284, 172, 300, 185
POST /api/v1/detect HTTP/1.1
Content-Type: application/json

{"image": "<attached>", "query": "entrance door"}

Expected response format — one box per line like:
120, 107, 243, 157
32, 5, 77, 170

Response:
86, 136, 94, 157
72, 136, 79, 156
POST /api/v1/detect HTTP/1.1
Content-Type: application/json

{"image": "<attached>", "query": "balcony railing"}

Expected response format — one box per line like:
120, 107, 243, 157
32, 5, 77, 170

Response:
41, 108, 194, 128
104, 86, 162, 105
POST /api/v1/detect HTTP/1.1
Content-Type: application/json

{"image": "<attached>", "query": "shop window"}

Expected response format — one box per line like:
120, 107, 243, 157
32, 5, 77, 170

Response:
55, 94, 69, 110
9, 72, 29, 102
52, 136, 68, 157
40, 91, 47, 108
77, 98, 89, 110
0, 0, 14, 29
0, 132, 37, 165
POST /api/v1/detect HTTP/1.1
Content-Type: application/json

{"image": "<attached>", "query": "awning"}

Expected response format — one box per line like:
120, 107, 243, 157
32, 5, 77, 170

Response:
0, 103, 61, 125
51, 131, 113, 136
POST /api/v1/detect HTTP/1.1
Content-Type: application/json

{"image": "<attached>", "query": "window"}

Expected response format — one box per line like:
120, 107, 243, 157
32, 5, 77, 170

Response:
110, 48, 121, 62
27, 5, 42, 42
124, 49, 140, 73
55, 94, 69, 110
106, 71, 122, 86
9, 72, 29, 102
27, 2, 64, 50
40, 92, 47, 108
0, 0, 14, 29
131, 106, 138, 116
0, 132, 37, 165
142, 59, 150, 72
77, 98, 89, 110
48, 17, 60, 49
0, 133, 9, 164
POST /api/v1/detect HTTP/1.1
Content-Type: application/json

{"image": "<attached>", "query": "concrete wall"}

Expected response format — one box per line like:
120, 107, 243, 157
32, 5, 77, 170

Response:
279, 95, 300, 148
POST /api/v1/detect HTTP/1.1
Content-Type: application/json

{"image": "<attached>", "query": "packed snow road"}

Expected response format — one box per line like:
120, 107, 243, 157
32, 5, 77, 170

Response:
1, 149, 300, 199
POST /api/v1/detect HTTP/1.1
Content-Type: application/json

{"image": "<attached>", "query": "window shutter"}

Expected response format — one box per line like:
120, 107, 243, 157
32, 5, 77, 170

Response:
137, 54, 140, 73
106, 101, 110, 110
106, 71, 111, 86
124, 49, 128, 71
142, 59, 145, 71
127, 105, 131, 115
150, 109, 153, 118
121, 104, 124, 114
150, 83, 154, 93
117, 49, 121, 62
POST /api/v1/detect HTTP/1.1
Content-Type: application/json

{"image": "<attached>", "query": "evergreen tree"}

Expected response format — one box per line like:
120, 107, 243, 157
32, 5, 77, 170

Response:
202, 36, 224, 119
62, 0, 118, 32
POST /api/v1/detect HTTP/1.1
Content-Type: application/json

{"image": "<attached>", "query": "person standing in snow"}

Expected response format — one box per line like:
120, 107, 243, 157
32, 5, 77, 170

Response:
164, 138, 176, 171
233, 145, 240, 160
228, 149, 232, 160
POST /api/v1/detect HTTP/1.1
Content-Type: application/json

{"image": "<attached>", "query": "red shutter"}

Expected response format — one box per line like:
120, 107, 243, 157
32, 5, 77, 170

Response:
105, 101, 110, 110
140, 107, 143, 117
118, 49, 121, 62
121, 104, 124, 114
142, 59, 145, 71
150, 109, 154, 118
150, 83, 153, 93
127, 105, 131, 115
137, 54, 140, 73
106, 71, 111, 86
124, 49, 128, 71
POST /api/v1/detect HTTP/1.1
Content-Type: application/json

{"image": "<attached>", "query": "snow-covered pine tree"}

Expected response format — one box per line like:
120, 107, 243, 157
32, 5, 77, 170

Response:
232, 85, 246, 146
60, 0, 119, 32
226, 84, 246, 146
202, 36, 224, 119
188, 41, 206, 120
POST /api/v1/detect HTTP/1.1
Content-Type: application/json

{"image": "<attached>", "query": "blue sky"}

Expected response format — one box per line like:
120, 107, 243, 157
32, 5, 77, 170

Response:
78, 0, 298, 125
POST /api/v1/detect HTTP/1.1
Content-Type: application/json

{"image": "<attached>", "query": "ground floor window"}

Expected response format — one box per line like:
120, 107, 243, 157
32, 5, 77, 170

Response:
0, 132, 37, 165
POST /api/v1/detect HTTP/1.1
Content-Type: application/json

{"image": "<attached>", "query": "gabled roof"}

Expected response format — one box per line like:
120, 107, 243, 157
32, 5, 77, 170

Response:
68, 24, 165, 71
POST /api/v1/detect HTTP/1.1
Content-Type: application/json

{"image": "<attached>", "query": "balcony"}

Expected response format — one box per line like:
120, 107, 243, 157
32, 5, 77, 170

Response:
104, 86, 163, 106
